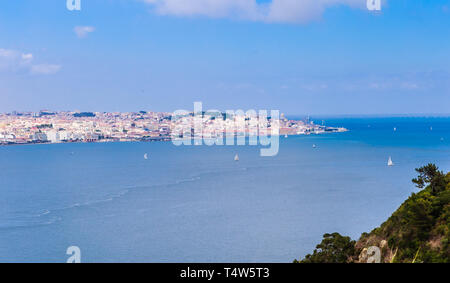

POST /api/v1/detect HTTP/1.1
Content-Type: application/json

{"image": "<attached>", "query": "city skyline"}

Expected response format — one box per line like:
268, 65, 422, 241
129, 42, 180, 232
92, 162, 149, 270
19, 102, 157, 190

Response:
1, 1, 450, 115
0, 108, 347, 157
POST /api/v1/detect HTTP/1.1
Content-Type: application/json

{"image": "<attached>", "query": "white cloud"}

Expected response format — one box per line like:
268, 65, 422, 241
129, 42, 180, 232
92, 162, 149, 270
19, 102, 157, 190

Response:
0, 49, 32, 71
144, 0, 263, 20
31, 64, 62, 75
0, 48, 60, 75
143, 0, 365, 23
21, 53, 33, 61
74, 26, 95, 38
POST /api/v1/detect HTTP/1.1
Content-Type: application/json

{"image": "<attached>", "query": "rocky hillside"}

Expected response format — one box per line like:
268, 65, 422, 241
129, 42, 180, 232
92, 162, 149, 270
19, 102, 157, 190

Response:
295, 164, 450, 263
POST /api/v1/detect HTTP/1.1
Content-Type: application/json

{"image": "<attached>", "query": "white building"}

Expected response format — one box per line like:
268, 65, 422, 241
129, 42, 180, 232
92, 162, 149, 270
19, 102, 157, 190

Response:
46, 131, 60, 143
58, 131, 69, 141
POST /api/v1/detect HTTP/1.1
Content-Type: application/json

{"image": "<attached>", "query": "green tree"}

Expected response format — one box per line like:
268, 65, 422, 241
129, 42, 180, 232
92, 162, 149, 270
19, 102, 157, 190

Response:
296, 165, 449, 263
295, 233, 356, 263
412, 164, 446, 195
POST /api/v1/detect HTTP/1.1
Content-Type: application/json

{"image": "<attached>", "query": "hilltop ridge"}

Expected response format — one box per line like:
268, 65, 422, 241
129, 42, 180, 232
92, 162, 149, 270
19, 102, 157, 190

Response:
295, 164, 450, 263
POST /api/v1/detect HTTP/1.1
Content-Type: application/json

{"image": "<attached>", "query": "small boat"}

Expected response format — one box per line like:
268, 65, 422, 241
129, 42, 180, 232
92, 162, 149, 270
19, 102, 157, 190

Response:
312, 144, 317, 148
393, 127, 397, 132
285, 134, 288, 138
388, 156, 394, 166
234, 154, 239, 161
144, 153, 148, 160
430, 126, 433, 131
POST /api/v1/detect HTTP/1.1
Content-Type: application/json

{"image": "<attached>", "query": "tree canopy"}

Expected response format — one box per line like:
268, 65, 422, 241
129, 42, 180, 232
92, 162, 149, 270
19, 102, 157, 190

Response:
295, 164, 450, 263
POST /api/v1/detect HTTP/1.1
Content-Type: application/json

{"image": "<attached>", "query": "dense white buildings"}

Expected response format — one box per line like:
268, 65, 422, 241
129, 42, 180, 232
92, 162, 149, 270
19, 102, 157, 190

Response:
0, 110, 347, 145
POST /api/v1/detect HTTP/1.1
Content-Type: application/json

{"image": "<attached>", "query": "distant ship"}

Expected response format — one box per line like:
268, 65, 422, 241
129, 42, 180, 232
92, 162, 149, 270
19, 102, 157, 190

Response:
144, 153, 148, 160
388, 156, 394, 166
394, 127, 397, 132
313, 144, 317, 148
234, 154, 239, 161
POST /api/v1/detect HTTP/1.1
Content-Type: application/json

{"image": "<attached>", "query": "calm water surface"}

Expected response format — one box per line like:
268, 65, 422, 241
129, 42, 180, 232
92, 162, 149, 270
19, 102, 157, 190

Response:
0, 117, 449, 262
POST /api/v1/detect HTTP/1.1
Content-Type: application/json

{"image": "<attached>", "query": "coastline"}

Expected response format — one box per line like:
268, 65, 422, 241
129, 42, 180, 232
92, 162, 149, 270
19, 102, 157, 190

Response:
0, 129, 348, 147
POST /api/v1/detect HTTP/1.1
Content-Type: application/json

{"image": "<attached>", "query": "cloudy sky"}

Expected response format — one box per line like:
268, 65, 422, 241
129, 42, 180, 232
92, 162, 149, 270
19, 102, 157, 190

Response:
0, 0, 449, 115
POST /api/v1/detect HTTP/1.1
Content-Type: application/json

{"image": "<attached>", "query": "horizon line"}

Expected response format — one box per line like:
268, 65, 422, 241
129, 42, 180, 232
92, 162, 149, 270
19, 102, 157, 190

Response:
2, 110, 450, 118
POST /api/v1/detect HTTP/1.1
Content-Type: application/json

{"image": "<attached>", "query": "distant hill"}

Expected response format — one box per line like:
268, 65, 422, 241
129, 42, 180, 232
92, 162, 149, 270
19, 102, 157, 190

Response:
295, 164, 450, 263
73, 112, 96, 118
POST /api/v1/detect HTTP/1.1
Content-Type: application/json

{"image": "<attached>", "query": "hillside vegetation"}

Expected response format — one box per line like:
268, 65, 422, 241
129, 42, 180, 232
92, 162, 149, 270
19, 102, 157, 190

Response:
295, 164, 450, 263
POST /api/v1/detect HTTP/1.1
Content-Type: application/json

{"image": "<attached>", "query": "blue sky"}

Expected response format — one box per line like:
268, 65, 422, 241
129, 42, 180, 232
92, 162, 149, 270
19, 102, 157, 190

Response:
0, 0, 449, 115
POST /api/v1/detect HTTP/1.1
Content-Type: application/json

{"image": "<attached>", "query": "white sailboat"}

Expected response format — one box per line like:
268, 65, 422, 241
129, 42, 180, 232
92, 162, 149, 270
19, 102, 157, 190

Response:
234, 154, 239, 161
312, 144, 317, 148
144, 153, 148, 160
285, 134, 288, 138
387, 156, 394, 166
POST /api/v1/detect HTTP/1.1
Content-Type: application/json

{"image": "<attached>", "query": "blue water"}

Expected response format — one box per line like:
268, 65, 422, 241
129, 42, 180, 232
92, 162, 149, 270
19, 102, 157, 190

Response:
0, 117, 449, 263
